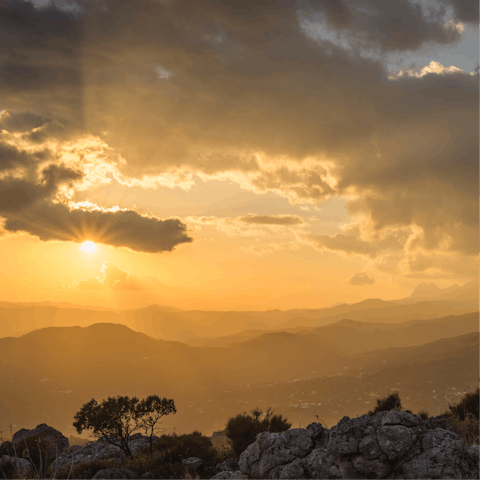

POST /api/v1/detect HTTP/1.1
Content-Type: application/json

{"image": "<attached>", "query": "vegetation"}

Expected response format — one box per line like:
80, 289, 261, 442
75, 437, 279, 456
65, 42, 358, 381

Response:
73, 395, 176, 457
2, 388, 478, 478
441, 387, 480, 446
225, 407, 292, 456
54, 430, 232, 479
0, 433, 58, 479
447, 387, 479, 421
366, 392, 404, 416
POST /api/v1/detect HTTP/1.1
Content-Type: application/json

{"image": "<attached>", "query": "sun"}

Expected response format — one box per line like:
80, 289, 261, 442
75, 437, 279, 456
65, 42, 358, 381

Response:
80, 241, 97, 253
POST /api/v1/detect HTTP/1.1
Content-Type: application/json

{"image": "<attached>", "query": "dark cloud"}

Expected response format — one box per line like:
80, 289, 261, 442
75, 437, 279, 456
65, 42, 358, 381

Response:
0, 140, 50, 172
440, 0, 479, 23
0, 158, 192, 252
0, 0, 476, 273
349, 272, 375, 286
1, 201, 193, 253
238, 214, 304, 225
305, 0, 460, 52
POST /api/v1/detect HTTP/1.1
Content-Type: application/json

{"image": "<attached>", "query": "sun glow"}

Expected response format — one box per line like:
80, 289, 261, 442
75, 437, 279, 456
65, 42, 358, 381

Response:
80, 241, 97, 253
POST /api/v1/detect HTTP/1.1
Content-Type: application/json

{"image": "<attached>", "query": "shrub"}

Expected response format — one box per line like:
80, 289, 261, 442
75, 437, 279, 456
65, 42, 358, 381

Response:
152, 431, 219, 465
448, 387, 479, 421
0, 457, 22, 480
54, 456, 119, 479
417, 409, 429, 420
225, 407, 292, 456
0, 441, 14, 458
367, 393, 406, 416
122, 455, 187, 480
444, 412, 479, 446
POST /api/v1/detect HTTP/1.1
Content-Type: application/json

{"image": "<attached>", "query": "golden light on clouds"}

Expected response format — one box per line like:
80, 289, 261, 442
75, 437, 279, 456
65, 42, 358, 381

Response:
0, 0, 476, 309
80, 241, 97, 253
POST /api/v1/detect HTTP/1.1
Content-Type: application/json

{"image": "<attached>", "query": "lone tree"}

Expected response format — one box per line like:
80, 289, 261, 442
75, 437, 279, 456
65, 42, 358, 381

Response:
225, 407, 291, 456
73, 395, 176, 457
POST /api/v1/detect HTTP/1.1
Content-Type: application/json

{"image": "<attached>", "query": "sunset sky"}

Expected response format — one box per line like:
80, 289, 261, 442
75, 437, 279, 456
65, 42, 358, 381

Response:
0, 0, 478, 310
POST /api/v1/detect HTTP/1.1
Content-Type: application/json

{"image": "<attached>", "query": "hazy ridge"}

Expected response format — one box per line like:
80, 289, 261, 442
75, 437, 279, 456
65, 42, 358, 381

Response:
0, 292, 477, 438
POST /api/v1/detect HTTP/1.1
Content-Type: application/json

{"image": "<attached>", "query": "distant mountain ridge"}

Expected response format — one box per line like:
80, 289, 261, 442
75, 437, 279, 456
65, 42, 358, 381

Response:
395, 280, 478, 304
1, 295, 477, 341
0, 319, 477, 438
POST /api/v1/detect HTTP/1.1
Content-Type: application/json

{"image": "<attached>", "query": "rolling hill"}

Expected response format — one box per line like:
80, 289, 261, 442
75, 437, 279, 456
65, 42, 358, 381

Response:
0, 319, 478, 437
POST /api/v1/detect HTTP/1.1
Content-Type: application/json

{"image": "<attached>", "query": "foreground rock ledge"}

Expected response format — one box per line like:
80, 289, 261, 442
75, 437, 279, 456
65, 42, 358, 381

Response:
238, 411, 479, 479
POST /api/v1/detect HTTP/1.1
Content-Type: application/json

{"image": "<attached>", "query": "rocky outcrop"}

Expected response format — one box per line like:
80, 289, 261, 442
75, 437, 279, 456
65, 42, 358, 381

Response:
12, 423, 69, 458
49, 433, 158, 476
211, 470, 249, 479
49, 437, 123, 475
212, 430, 228, 439
238, 411, 480, 479
92, 467, 139, 479
0, 455, 32, 478
215, 457, 240, 473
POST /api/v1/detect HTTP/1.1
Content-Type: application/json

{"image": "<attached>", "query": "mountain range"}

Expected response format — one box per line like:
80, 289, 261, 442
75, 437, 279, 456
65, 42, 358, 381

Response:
0, 304, 478, 437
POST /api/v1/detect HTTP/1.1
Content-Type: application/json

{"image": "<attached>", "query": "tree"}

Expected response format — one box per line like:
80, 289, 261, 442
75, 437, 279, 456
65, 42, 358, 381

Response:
136, 396, 176, 455
225, 407, 291, 456
73, 395, 176, 457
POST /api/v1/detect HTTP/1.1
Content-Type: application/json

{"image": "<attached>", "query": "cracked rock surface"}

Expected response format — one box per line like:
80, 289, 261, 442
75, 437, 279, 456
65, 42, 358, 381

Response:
238, 411, 479, 479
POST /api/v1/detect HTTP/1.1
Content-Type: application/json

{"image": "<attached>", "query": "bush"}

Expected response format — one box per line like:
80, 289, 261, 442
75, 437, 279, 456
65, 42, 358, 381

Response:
367, 393, 403, 416
0, 457, 22, 480
152, 431, 219, 465
54, 456, 120, 479
448, 387, 479, 421
444, 412, 479, 446
122, 454, 187, 480
225, 407, 292, 456
417, 409, 429, 420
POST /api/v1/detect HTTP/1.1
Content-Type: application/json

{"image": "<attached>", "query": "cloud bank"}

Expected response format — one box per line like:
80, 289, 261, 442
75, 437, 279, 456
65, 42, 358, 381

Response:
0, 0, 477, 278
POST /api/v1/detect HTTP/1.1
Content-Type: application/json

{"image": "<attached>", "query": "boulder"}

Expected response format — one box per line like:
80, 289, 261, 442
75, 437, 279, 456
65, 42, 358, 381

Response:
215, 457, 240, 472
211, 470, 249, 479
237, 413, 480, 479
124, 433, 158, 456
0, 455, 32, 478
49, 436, 124, 475
182, 456, 204, 469
12, 423, 69, 457
92, 467, 139, 479
49, 433, 158, 475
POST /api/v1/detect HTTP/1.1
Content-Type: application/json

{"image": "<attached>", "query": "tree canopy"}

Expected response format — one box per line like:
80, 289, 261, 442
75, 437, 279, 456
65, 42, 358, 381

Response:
73, 395, 176, 456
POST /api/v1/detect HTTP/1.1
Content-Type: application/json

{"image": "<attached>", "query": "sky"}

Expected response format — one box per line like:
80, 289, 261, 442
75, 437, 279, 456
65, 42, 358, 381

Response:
0, 0, 478, 310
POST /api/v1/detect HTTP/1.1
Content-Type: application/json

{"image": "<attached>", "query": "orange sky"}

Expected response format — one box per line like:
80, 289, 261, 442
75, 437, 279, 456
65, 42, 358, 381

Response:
0, 0, 477, 310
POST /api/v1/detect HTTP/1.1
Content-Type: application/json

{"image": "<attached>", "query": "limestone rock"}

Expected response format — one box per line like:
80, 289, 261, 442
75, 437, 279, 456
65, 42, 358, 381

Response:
215, 457, 240, 472
237, 414, 479, 479
239, 428, 313, 478
12, 423, 69, 457
92, 467, 139, 479
211, 470, 249, 479
49, 433, 158, 475
49, 437, 124, 475
182, 456, 204, 469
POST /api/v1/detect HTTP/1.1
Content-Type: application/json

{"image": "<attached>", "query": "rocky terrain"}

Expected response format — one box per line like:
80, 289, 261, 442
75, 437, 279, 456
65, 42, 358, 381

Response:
1, 412, 478, 479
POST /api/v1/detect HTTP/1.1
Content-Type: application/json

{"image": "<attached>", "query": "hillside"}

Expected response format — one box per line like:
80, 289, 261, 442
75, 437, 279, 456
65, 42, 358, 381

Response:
0, 322, 477, 437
